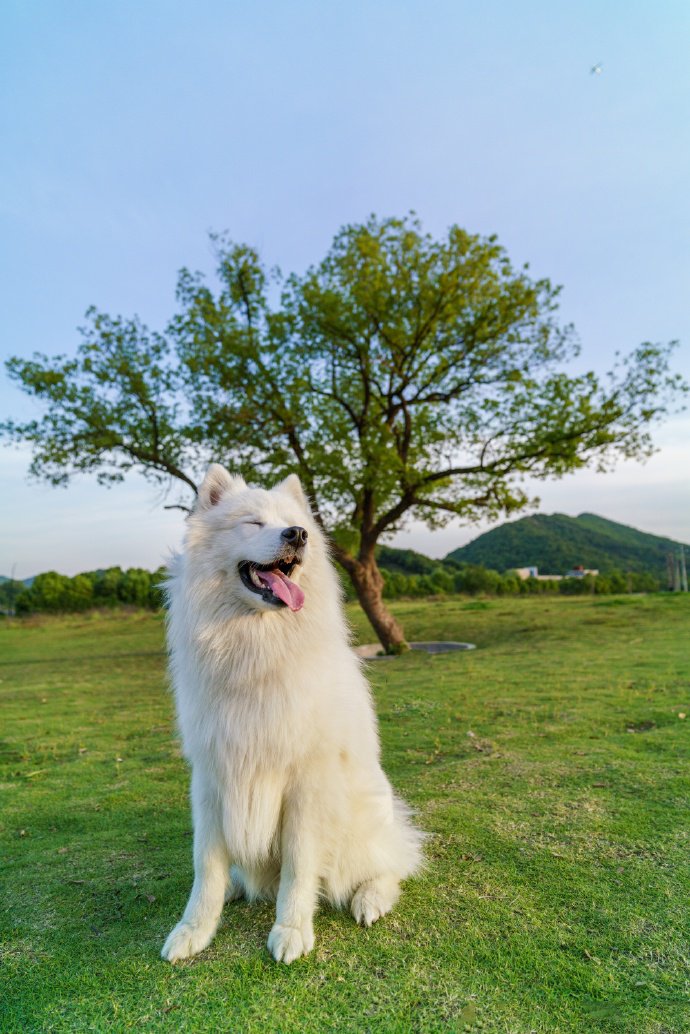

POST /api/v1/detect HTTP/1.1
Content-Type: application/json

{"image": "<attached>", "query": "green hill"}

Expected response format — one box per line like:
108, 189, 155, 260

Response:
375, 545, 441, 576
445, 513, 689, 579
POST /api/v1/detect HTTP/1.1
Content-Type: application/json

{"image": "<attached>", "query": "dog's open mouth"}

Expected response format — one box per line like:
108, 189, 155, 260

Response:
238, 557, 305, 612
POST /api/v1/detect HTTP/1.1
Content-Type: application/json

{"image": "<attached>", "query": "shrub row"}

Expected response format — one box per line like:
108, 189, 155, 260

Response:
4, 562, 662, 615
378, 565, 661, 599
12, 566, 167, 615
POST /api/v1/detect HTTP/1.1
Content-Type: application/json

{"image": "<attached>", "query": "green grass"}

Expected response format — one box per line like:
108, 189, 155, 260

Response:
1, 596, 689, 1033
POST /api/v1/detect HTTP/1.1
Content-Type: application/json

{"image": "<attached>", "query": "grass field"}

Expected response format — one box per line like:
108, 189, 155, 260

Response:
1, 595, 689, 1033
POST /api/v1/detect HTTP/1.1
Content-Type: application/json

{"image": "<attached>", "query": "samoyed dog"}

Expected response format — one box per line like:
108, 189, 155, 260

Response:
161, 465, 424, 964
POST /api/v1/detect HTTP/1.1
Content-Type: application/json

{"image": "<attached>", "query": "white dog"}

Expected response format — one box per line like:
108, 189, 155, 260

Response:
161, 465, 423, 964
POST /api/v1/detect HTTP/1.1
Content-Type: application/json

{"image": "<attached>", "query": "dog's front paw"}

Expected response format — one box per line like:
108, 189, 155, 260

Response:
267, 921, 314, 964
161, 921, 216, 962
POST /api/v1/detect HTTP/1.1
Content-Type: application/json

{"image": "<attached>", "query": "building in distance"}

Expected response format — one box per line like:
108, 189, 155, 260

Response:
514, 565, 598, 581
565, 565, 599, 578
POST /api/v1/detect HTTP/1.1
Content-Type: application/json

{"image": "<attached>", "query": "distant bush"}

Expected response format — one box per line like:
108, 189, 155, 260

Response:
381, 563, 534, 598
9, 558, 664, 616
15, 566, 167, 615
373, 562, 662, 600
15, 571, 93, 614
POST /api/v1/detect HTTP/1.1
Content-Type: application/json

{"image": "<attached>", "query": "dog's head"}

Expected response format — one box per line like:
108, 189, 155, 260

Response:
187, 465, 318, 614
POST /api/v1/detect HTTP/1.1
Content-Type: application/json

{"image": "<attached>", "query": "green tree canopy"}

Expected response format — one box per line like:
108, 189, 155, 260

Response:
3, 216, 685, 649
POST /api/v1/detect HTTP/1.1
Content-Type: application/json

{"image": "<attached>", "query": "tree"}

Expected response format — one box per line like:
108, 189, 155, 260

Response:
16, 571, 94, 613
3, 216, 685, 650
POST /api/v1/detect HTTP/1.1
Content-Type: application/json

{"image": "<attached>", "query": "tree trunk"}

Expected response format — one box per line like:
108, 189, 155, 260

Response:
343, 554, 409, 654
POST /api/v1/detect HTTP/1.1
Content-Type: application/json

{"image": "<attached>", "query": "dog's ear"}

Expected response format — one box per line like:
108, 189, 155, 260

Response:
196, 464, 246, 510
275, 473, 310, 511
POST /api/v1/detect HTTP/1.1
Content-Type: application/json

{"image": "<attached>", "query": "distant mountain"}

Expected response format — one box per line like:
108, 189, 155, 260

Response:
375, 545, 442, 576
0, 575, 34, 586
445, 513, 689, 579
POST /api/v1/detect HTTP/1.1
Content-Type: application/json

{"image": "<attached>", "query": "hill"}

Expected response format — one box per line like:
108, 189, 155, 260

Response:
445, 513, 689, 579
375, 545, 441, 576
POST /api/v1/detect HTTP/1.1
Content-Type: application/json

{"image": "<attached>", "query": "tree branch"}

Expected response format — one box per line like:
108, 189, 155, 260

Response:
164, 503, 192, 513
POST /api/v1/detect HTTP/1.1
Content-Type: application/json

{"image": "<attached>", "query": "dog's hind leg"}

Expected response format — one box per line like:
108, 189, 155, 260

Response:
350, 873, 400, 928
225, 865, 246, 902
162, 769, 230, 962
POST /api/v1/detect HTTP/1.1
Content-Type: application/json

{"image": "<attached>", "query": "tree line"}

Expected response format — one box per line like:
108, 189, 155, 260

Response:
377, 565, 660, 599
3, 567, 167, 615
2, 562, 662, 616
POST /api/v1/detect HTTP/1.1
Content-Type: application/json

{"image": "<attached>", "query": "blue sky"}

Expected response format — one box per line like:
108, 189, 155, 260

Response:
1, 0, 689, 576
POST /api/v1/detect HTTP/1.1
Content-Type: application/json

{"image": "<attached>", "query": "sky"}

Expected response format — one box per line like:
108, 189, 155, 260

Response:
1, 0, 689, 577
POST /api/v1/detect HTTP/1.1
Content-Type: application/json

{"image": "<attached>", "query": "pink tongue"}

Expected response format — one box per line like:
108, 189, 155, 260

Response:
257, 568, 305, 612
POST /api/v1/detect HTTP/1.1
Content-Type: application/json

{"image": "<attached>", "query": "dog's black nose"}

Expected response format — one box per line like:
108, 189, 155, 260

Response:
281, 526, 308, 547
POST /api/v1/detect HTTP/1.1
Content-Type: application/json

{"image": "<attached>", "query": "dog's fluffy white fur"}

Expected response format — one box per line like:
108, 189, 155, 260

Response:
161, 465, 424, 963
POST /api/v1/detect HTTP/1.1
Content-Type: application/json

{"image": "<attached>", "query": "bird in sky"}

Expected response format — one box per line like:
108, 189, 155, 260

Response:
590, 62, 603, 75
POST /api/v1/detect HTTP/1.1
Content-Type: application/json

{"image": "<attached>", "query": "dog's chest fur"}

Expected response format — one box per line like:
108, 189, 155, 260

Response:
180, 622, 323, 864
